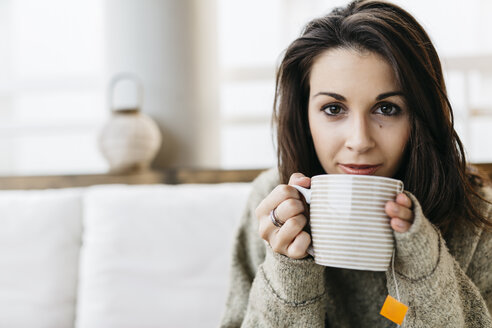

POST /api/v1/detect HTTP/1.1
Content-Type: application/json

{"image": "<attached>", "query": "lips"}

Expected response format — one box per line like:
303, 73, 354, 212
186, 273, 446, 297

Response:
338, 164, 381, 175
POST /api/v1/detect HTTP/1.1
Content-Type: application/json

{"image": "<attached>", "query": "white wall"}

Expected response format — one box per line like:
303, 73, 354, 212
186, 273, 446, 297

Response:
104, 0, 220, 168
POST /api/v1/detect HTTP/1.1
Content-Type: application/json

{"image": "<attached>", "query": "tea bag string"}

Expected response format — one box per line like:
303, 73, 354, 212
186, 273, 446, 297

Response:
392, 249, 400, 302
393, 184, 403, 327
392, 248, 403, 327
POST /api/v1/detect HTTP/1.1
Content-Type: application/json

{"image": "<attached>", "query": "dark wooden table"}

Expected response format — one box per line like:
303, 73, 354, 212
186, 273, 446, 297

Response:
0, 168, 267, 190
0, 163, 490, 190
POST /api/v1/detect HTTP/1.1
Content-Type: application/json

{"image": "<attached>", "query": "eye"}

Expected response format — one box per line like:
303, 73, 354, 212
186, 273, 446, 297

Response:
321, 104, 345, 116
375, 103, 401, 116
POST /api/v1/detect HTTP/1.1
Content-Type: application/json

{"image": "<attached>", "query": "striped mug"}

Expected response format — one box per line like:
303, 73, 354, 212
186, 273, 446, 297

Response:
293, 174, 404, 271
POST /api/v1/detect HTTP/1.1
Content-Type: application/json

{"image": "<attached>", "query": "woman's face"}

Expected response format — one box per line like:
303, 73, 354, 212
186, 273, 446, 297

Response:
308, 48, 410, 178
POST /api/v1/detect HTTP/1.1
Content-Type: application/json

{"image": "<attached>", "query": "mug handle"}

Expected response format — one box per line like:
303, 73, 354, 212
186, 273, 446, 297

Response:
397, 181, 405, 194
291, 185, 315, 257
291, 185, 311, 204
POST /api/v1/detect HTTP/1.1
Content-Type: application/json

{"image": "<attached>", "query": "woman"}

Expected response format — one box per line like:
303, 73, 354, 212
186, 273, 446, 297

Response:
220, 1, 492, 327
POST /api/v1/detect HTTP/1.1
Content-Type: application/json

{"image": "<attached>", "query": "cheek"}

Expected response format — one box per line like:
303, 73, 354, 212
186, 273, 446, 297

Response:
309, 119, 341, 161
385, 123, 410, 162
308, 111, 322, 147
310, 121, 324, 153
309, 114, 327, 145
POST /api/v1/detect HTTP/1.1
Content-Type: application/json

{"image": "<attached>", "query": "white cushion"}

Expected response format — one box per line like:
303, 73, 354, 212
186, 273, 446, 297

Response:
0, 188, 82, 328
76, 183, 251, 328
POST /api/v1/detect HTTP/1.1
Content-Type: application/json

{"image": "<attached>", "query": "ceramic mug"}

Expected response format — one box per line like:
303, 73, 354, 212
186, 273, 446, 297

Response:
293, 174, 404, 271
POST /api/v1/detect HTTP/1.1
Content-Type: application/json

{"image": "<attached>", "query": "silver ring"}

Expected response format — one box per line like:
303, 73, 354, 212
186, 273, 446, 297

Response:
270, 209, 283, 228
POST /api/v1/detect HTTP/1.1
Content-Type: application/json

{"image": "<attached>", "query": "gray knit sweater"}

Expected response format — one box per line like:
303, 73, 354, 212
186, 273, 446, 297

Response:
220, 169, 492, 327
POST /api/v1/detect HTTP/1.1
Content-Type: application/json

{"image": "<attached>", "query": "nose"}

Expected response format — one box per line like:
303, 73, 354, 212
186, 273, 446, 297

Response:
344, 114, 375, 153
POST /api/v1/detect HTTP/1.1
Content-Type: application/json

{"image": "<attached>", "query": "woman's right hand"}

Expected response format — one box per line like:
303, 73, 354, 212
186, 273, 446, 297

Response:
255, 173, 312, 259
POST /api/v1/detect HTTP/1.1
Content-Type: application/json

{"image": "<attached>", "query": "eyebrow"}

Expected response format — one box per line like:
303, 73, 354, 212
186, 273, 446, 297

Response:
312, 91, 404, 101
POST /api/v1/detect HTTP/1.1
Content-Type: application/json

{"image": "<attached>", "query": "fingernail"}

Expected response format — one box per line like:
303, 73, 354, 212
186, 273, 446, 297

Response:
396, 221, 406, 228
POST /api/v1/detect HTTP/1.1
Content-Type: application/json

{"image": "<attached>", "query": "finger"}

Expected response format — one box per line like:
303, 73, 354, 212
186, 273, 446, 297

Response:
391, 217, 411, 233
258, 213, 276, 242
274, 198, 305, 224
396, 193, 412, 208
385, 201, 414, 222
270, 214, 307, 254
278, 215, 307, 241
288, 173, 311, 188
287, 231, 311, 259
255, 184, 300, 219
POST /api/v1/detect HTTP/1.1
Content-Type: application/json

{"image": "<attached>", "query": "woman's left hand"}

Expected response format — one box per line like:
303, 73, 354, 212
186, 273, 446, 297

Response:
385, 193, 414, 233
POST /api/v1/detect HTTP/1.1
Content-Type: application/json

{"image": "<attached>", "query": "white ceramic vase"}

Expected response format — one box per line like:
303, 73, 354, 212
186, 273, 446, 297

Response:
98, 74, 162, 173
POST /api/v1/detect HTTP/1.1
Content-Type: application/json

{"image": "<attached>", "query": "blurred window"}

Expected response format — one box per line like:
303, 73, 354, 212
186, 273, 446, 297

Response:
1, 0, 491, 174
0, 0, 106, 175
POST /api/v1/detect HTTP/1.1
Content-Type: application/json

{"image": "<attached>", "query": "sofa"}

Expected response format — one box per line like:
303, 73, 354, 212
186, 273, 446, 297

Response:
0, 181, 253, 328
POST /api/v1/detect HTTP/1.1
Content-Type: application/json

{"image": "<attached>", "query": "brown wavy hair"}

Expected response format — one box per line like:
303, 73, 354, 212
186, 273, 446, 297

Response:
273, 0, 491, 234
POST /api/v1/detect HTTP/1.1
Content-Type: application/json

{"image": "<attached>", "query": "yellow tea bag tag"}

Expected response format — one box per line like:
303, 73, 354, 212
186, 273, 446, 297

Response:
380, 295, 408, 325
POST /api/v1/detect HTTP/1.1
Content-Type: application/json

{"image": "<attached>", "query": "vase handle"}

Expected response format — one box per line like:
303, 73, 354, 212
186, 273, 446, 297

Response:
108, 72, 144, 113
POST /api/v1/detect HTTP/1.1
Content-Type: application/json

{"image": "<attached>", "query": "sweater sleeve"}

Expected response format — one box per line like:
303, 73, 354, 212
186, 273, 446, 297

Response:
385, 191, 492, 327
241, 246, 326, 327
219, 170, 327, 328
467, 229, 492, 317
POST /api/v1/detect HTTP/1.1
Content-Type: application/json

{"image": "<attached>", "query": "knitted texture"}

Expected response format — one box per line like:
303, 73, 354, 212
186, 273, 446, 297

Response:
220, 169, 492, 328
